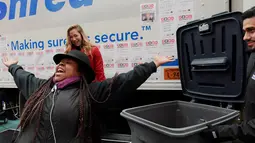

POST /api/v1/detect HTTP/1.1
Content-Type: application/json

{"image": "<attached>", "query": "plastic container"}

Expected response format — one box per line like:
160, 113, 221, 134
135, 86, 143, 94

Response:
121, 100, 239, 143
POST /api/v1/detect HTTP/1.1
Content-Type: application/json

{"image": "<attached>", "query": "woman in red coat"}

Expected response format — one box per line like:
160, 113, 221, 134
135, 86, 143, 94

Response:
65, 24, 106, 82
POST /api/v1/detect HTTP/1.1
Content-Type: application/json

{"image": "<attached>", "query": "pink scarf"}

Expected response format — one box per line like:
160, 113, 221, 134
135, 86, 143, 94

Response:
53, 76, 81, 89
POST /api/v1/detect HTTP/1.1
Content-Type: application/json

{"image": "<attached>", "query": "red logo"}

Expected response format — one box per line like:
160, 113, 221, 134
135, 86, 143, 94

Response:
161, 16, 174, 22
162, 39, 175, 45
27, 52, 34, 56
179, 14, 192, 21
27, 67, 34, 70
146, 41, 158, 46
117, 63, 128, 68
117, 43, 129, 48
104, 63, 114, 68
103, 44, 114, 49
2, 53, 7, 56
46, 66, 55, 70
56, 48, 65, 53
45, 49, 54, 54
3, 68, 8, 72
36, 51, 43, 55
141, 4, 155, 10
131, 42, 143, 48
10, 52, 16, 56
18, 52, 25, 56
37, 66, 45, 71
132, 63, 142, 67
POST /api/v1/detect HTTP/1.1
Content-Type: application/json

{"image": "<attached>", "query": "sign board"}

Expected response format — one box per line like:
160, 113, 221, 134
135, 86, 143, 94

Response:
0, 0, 229, 89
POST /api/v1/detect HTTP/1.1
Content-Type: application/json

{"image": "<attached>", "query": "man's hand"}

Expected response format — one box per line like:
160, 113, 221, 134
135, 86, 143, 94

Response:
2, 57, 18, 68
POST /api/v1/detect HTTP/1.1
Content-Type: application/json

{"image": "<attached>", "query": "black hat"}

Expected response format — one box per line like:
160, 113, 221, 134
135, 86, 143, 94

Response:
53, 50, 95, 84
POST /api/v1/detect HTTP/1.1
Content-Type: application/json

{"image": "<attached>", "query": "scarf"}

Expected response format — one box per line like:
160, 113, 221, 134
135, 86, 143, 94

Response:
53, 76, 81, 89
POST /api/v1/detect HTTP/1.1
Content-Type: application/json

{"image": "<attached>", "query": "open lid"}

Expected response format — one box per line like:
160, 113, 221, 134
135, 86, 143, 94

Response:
176, 11, 248, 103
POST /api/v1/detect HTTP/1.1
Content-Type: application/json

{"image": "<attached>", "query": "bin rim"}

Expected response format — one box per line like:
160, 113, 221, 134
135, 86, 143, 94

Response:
120, 100, 239, 137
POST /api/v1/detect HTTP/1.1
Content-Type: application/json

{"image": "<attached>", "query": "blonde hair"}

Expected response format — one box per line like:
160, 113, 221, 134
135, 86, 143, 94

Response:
65, 24, 94, 55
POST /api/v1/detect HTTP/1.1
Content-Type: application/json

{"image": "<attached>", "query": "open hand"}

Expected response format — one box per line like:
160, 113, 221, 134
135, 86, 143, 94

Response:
153, 55, 174, 67
2, 57, 18, 67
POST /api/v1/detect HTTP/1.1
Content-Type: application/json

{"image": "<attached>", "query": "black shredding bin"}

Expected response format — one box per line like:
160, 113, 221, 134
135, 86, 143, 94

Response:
176, 11, 248, 103
121, 11, 243, 143
120, 101, 239, 143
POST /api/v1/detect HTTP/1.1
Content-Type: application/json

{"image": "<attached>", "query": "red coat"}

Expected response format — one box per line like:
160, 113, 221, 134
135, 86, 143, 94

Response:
71, 46, 106, 82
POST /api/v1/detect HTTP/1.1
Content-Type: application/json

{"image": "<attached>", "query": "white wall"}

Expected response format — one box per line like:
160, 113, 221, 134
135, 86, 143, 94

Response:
243, 0, 255, 11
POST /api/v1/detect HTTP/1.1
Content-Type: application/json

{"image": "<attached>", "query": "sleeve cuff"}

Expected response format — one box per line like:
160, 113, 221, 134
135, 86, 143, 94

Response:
8, 64, 22, 73
149, 61, 157, 73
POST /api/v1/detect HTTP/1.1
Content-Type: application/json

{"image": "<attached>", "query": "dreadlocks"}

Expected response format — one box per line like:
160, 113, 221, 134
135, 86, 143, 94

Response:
17, 76, 53, 142
15, 75, 93, 143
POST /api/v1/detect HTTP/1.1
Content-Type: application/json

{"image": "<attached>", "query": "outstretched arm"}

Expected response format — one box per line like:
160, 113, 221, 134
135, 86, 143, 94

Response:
89, 55, 172, 102
3, 57, 47, 100
9, 64, 47, 100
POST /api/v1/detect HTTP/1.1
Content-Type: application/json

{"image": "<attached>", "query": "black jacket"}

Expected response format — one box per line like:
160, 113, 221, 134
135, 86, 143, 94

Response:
213, 53, 255, 142
9, 62, 157, 143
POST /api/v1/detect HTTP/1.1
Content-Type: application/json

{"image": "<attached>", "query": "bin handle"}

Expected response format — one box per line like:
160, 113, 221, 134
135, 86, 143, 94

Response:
191, 57, 229, 72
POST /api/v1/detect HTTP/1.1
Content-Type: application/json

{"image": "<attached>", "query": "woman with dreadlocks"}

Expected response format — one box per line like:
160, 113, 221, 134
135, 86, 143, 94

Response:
2, 50, 172, 143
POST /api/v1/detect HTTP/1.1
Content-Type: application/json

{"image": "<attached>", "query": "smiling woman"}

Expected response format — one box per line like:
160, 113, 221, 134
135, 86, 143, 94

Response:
65, 24, 106, 82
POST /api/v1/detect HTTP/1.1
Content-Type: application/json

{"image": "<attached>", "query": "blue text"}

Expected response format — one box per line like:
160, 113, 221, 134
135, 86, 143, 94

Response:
94, 31, 139, 43
0, 0, 93, 20
10, 31, 142, 51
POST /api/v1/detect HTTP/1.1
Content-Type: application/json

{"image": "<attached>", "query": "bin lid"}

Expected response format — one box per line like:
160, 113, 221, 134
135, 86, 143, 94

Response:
176, 11, 248, 103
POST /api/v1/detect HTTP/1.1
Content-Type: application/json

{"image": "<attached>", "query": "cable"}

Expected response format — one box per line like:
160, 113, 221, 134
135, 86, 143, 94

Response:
3, 85, 57, 143
6, 102, 19, 119
49, 85, 57, 143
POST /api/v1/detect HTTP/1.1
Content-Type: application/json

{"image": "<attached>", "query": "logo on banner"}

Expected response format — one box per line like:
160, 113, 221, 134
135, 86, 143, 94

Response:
1, 53, 7, 57
146, 41, 158, 47
46, 66, 55, 70
37, 66, 45, 71
36, 51, 44, 55
131, 42, 143, 48
161, 16, 174, 23
179, 14, 192, 21
162, 39, 175, 45
3, 68, 8, 72
26, 51, 34, 56
131, 63, 143, 67
141, 4, 155, 10
56, 48, 65, 53
45, 49, 54, 54
103, 44, 114, 49
26, 66, 35, 72
104, 63, 114, 68
117, 43, 129, 48
18, 52, 25, 56
117, 63, 128, 68
9, 52, 16, 57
